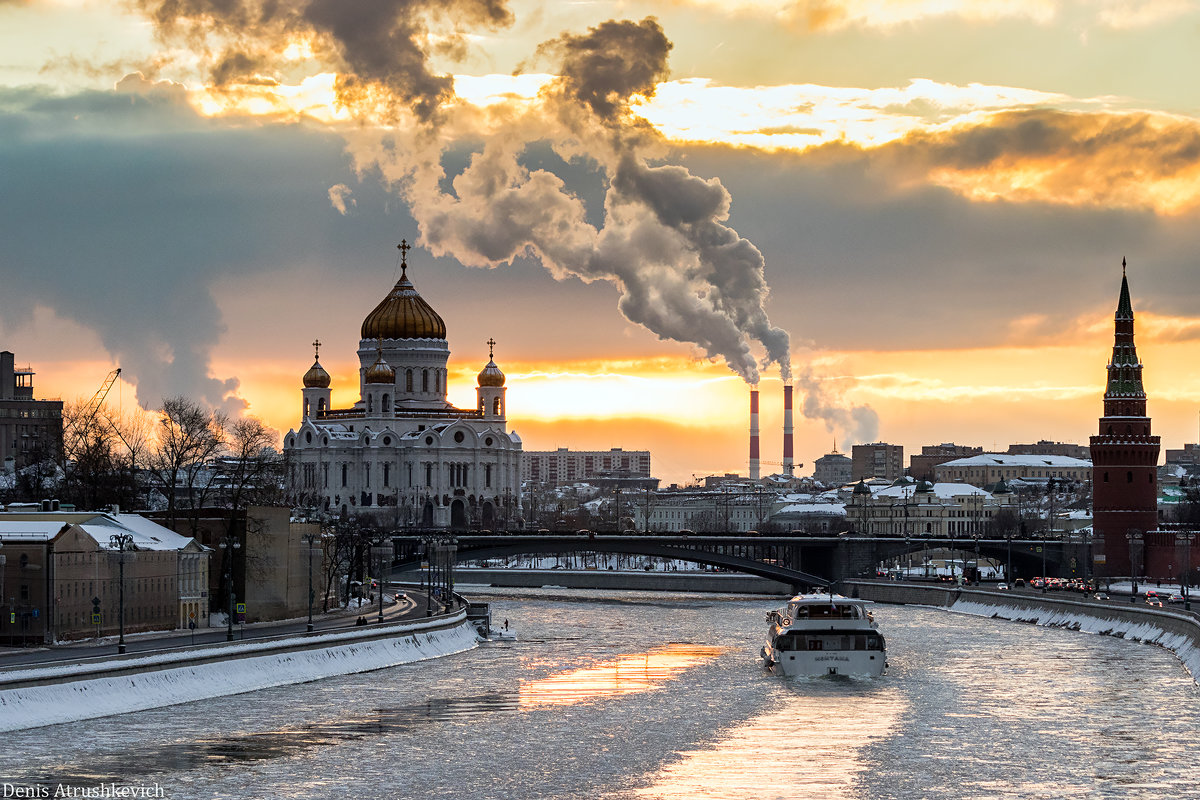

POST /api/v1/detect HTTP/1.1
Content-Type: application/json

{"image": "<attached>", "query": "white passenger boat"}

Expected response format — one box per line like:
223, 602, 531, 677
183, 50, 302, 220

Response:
761, 593, 887, 678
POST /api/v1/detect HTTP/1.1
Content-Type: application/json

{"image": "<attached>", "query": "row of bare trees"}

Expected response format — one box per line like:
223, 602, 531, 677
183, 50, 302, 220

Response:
4, 396, 284, 524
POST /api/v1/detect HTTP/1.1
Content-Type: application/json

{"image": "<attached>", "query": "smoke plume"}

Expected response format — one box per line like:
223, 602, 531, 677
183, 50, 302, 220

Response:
797, 365, 879, 445
386, 17, 794, 384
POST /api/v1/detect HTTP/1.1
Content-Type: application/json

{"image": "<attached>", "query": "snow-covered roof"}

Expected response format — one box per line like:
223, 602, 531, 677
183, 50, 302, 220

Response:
0, 520, 69, 541
0, 513, 198, 551
873, 482, 990, 500
939, 453, 1091, 468
775, 503, 847, 516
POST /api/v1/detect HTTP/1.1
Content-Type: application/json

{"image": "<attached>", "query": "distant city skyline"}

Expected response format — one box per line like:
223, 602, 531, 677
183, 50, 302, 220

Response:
4, 1, 1200, 487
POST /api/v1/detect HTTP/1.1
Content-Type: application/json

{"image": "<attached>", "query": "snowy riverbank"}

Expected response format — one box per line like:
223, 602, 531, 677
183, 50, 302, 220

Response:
947, 597, 1200, 680
0, 616, 479, 732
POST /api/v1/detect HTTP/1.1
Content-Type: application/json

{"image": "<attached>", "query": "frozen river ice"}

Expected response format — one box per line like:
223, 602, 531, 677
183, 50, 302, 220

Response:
3, 588, 1198, 799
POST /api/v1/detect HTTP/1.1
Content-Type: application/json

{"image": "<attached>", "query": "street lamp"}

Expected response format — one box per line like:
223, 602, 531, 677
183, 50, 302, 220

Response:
109, 533, 134, 654
1127, 530, 1143, 604
304, 531, 321, 632
371, 543, 391, 624
1176, 531, 1194, 611
218, 533, 241, 642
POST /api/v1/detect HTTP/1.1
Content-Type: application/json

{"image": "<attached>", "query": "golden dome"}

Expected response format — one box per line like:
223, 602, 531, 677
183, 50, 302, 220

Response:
303, 360, 331, 389
477, 358, 505, 387
365, 349, 396, 385
361, 261, 446, 341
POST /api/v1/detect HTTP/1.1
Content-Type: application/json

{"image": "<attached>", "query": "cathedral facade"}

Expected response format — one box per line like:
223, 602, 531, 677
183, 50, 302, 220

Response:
284, 245, 523, 530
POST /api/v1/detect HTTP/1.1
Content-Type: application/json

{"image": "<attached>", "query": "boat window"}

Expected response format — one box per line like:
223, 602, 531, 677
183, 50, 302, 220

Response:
778, 632, 883, 652
793, 603, 862, 620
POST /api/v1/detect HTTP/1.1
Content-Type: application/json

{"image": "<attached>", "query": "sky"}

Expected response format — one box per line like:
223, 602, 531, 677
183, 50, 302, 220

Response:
3, 0, 1200, 486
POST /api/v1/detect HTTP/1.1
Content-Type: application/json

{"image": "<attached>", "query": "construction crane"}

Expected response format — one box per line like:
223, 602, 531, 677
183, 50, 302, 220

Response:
64, 367, 121, 437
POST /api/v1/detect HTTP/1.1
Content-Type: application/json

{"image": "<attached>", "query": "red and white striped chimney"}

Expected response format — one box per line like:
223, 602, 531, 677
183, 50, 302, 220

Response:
783, 382, 794, 477
749, 386, 760, 481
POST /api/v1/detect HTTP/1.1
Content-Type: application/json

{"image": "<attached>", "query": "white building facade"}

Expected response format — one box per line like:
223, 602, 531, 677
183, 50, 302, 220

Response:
285, 249, 523, 530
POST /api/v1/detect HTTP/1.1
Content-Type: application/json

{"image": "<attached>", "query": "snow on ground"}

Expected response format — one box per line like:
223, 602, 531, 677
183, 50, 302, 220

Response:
0, 618, 479, 732
949, 597, 1200, 681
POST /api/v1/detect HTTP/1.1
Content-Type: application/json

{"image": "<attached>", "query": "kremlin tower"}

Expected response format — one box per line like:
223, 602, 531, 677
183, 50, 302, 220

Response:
1090, 260, 1160, 578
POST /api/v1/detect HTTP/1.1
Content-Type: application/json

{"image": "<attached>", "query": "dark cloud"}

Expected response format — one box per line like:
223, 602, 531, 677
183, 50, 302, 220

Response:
539, 17, 672, 121
134, 0, 514, 121
0, 87, 391, 413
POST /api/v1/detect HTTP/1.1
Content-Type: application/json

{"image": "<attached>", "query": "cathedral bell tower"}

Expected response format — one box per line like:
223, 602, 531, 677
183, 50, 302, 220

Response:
1090, 260, 1160, 578
476, 338, 506, 419
302, 339, 331, 420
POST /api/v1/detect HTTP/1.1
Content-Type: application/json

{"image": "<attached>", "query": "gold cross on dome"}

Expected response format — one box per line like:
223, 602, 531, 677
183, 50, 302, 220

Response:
487, 337, 496, 359
398, 239, 410, 265
312, 339, 322, 360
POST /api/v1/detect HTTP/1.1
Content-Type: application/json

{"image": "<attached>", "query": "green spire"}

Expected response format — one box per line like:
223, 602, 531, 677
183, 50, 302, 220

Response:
1116, 257, 1133, 320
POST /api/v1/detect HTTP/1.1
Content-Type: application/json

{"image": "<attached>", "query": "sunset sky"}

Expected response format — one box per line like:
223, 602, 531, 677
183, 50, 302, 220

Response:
3, 0, 1200, 485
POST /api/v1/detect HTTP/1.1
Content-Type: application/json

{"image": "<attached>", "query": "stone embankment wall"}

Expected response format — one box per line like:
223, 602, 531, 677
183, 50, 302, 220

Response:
842, 580, 1200, 680
455, 568, 791, 594
0, 612, 478, 731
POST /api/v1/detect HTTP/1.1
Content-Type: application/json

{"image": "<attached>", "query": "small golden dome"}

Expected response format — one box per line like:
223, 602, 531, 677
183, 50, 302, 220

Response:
365, 345, 396, 385
361, 259, 446, 341
303, 360, 331, 389
477, 359, 505, 388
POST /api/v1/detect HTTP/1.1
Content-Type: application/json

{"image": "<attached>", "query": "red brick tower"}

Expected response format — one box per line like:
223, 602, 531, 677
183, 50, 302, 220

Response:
1090, 260, 1160, 577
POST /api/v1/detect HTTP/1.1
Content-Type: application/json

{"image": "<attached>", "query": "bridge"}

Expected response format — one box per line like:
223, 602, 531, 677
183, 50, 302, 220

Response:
390, 533, 1085, 588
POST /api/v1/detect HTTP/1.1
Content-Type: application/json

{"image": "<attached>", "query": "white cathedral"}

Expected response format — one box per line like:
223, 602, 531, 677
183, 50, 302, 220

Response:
285, 242, 523, 530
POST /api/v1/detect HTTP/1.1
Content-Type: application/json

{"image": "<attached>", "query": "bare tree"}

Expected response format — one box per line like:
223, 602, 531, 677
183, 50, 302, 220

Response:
147, 397, 226, 531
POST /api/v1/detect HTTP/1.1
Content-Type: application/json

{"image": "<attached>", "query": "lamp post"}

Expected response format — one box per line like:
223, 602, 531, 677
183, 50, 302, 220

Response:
371, 543, 391, 624
304, 531, 320, 632
1040, 534, 1047, 594
1177, 531, 1194, 611
218, 533, 241, 642
1127, 530, 1143, 603
109, 533, 133, 654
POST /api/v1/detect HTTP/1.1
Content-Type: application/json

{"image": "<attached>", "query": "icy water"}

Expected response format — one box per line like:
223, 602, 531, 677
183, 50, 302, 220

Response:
3, 589, 1199, 799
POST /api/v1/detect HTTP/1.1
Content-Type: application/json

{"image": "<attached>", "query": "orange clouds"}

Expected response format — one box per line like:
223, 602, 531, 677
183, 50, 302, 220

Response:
877, 109, 1200, 214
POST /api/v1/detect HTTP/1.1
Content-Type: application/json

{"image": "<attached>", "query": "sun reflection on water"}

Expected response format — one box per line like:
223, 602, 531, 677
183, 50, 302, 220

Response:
629, 681, 906, 800
520, 644, 727, 708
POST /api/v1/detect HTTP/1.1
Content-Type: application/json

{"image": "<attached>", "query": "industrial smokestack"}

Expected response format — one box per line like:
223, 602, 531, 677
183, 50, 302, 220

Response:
783, 383, 794, 477
750, 387, 760, 481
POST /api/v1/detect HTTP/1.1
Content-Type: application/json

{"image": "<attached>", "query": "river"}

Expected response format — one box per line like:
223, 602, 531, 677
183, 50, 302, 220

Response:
3, 588, 1198, 799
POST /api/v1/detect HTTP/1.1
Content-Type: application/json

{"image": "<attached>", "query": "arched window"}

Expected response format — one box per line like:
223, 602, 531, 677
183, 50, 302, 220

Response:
435, 371, 441, 392
406, 369, 413, 392
341, 464, 348, 486
382, 393, 390, 413
383, 463, 391, 487
1127, 471, 1133, 483
423, 369, 429, 392
367, 394, 373, 413
1103, 472, 1109, 482
492, 397, 501, 415
304, 398, 310, 417
318, 398, 327, 413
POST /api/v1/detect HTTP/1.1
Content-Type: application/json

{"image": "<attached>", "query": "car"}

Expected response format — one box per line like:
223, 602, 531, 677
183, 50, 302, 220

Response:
995, 583, 1009, 591
1167, 594, 1185, 604
1145, 589, 1159, 598
1146, 598, 1164, 608
1093, 592, 1110, 600
1013, 578, 1026, 588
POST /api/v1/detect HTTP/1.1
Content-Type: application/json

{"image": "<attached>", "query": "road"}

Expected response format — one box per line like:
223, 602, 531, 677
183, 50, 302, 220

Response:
0, 582, 458, 668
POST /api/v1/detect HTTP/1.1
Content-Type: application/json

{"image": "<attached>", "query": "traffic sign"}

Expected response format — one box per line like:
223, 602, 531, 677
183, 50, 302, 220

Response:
91, 613, 101, 624
9, 612, 14, 624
